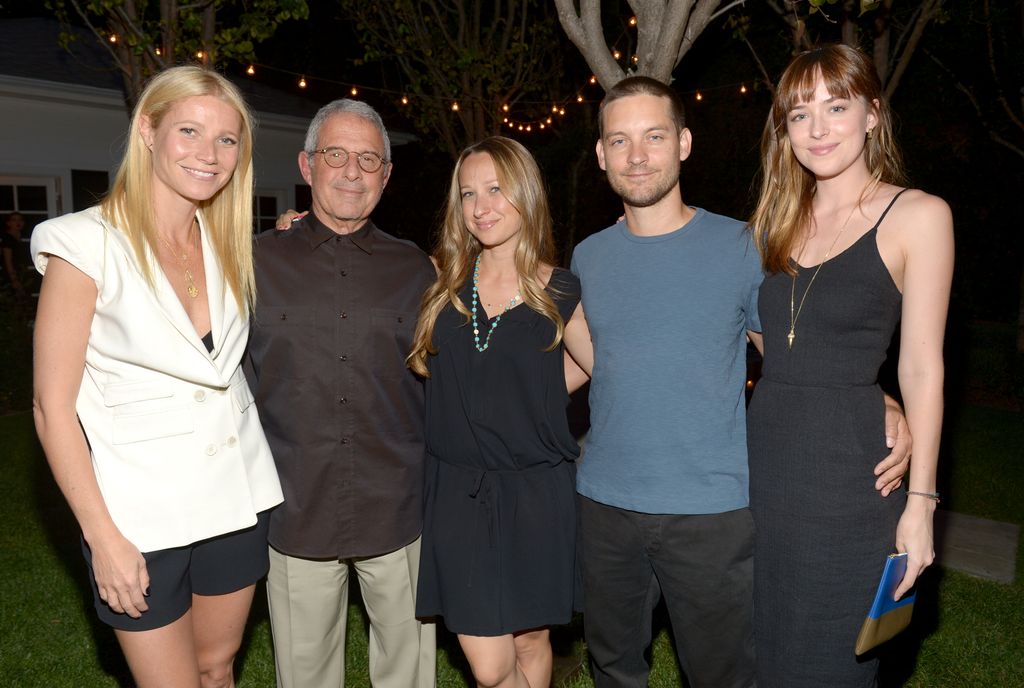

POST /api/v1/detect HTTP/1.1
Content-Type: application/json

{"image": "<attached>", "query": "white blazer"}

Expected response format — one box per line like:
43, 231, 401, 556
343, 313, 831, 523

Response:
32, 207, 283, 553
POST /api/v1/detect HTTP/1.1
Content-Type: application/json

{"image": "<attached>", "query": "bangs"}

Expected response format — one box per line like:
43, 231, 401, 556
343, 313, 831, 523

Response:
776, 47, 870, 114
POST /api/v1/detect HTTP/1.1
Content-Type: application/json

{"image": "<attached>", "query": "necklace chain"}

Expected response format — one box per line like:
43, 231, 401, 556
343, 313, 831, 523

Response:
157, 221, 199, 299
788, 203, 859, 350
470, 254, 520, 353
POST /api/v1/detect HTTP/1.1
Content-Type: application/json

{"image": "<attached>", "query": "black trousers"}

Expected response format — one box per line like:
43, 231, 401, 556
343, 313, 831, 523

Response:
579, 496, 756, 688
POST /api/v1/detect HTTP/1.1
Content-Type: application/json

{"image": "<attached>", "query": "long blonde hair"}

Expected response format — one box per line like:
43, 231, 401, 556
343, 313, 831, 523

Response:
100, 65, 256, 311
749, 44, 905, 275
407, 136, 563, 377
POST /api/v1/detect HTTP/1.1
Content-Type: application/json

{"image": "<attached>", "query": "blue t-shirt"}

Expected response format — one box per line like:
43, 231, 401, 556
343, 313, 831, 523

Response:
571, 209, 763, 514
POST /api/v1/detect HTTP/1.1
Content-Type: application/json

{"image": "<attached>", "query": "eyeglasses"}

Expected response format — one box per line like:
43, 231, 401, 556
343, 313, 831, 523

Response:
313, 147, 387, 173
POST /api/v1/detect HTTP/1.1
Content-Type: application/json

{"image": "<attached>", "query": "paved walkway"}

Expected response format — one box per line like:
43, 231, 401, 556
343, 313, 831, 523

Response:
934, 509, 1020, 584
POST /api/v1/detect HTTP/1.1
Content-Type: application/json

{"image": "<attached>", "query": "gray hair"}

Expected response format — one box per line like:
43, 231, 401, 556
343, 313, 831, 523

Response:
304, 99, 391, 162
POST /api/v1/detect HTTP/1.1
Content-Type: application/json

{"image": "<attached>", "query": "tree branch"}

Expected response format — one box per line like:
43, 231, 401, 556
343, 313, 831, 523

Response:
882, 0, 941, 99
554, 0, 624, 89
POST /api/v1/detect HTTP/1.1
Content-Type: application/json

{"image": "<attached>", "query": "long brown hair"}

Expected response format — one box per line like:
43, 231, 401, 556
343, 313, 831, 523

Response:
749, 44, 905, 275
101, 65, 256, 311
407, 137, 563, 377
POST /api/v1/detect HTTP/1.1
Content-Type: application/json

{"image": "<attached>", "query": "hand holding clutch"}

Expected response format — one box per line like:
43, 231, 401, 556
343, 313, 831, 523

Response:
854, 553, 916, 655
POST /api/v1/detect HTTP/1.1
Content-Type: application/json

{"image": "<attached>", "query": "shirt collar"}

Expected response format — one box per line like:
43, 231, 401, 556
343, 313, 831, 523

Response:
301, 212, 376, 255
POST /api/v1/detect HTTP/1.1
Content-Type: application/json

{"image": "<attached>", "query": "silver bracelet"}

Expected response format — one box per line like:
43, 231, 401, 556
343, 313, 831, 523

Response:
907, 490, 941, 503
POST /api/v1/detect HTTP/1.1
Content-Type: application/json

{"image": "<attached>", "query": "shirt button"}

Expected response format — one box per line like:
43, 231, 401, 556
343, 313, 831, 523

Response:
194, 389, 207, 402
279, 313, 287, 321
397, 316, 404, 323
338, 397, 348, 404
339, 311, 347, 319
226, 436, 238, 447
341, 437, 350, 445
339, 354, 348, 362
340, 270, 348, 277
205, 444, 218, 456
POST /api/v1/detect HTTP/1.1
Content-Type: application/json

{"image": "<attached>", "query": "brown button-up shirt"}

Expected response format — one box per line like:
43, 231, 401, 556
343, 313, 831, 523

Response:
246, 213, 435, 559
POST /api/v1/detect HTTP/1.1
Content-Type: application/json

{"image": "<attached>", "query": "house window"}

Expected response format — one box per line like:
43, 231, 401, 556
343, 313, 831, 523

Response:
254, 192, 283, 233
0, 176, 60, 241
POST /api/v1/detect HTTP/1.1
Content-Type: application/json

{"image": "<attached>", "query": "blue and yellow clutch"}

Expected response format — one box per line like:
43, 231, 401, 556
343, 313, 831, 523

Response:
854, 552, 916, 655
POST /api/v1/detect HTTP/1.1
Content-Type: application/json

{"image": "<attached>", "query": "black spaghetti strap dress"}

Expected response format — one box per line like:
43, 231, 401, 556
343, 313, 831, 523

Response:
415, 268, 582, 636
748, 190, 908, 686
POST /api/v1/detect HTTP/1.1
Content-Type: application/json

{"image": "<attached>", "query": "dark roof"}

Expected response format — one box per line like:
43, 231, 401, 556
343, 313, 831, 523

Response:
0, 17, 322, 119
0, 17, 123, 90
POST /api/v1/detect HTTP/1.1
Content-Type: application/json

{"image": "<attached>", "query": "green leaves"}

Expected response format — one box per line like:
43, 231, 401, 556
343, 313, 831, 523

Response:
48, 0, 309, 74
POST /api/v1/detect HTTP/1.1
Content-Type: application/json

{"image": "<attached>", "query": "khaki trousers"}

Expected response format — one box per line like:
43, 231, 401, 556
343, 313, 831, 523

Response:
267, 537, 436, 688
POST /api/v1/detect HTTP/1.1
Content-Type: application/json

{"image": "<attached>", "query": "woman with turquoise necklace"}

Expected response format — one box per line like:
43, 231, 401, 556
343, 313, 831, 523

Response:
408, 136, 586, 688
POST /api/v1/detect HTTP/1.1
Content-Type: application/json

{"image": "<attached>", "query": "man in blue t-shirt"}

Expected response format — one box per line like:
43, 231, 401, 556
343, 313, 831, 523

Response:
562, 76, 909, 688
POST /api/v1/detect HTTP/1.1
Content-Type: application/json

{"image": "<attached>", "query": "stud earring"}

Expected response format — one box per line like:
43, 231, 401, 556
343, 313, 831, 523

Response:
866, 128, 874, 140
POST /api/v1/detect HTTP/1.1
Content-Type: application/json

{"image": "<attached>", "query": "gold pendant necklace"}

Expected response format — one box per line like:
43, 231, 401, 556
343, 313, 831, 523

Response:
788, 202, 859, 350
157, 221, 199, 299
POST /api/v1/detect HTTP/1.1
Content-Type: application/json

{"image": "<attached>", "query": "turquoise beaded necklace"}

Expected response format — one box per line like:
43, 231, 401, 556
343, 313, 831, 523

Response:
470, 254, 520, 352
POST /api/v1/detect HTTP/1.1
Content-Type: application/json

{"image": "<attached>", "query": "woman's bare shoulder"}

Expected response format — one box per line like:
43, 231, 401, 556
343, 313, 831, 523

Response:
880, 187, 952, 241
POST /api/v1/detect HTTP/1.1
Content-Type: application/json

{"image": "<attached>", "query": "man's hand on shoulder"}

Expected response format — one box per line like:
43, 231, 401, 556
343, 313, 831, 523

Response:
275, 209, 308, 230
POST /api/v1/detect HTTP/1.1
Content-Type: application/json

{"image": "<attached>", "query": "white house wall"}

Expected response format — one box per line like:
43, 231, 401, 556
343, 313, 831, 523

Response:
0, 74, 310, 216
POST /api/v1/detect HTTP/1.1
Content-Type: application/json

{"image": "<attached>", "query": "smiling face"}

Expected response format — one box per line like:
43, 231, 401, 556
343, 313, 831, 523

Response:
299, 112, 391, 234
785, 76, 878, 182
459, 152, 523, 251
140, 94, 241, 211
596, 93, 691, 209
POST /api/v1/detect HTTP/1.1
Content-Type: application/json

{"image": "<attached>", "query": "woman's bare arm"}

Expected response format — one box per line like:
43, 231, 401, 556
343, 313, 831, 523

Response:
33, 257, 150, 617
892, 193, 954, 599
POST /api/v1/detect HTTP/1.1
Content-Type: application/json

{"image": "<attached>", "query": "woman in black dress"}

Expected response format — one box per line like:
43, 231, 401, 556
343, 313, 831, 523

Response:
408, 136, 585, 688
747, 45, 953, 686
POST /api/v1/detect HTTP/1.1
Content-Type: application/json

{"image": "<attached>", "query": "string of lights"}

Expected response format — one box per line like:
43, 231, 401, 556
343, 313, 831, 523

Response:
104, 13, 758, 135
237, 59, 757, 133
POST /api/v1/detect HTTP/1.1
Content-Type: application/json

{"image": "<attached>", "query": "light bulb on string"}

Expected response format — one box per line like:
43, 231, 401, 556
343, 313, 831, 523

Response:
401, 96, 409, 105
629, 16, 637, 26
298, 76, 307, 88
502, 104, 510, 112
559, 108, 565, 115
451, 102, 460, 111
246, 65, 255, 75
589, 76, 597, 85
109, 34, 117, 43
350, 86, 358, 96
576, 95, 584, 103
740, 84, 747, 94
612, 50, 621, 60
196, 51, 204, 60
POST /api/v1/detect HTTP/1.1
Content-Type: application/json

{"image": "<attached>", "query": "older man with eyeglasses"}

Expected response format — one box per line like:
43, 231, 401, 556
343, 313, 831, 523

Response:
245, 99, 436, 688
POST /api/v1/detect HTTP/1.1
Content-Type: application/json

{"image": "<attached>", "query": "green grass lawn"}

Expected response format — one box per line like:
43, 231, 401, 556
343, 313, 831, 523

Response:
2, 402, 1021, 687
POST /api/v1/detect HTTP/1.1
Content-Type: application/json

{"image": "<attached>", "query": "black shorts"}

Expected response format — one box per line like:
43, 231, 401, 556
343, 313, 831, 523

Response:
82, 510, 271, 631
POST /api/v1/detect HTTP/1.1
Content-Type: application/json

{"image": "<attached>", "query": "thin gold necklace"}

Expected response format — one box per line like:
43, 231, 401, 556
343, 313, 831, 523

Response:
788, 203, 859, 350
157, 220, 199, 299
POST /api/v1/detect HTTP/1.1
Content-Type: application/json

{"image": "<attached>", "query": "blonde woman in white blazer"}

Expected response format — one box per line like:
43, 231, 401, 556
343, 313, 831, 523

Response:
32, 66, 282, 688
